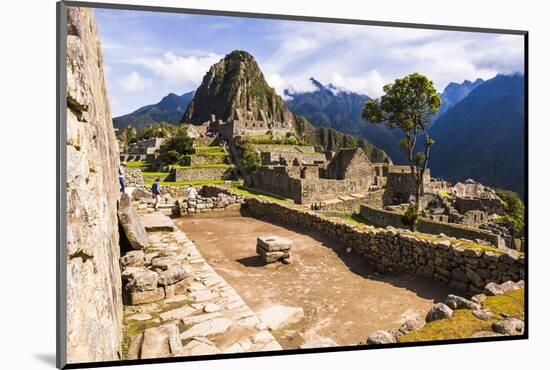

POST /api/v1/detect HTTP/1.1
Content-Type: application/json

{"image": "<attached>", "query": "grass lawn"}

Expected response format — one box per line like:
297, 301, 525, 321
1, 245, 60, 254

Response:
141, 172, 170, 177
125, 161, 150, 168
193, 146, 225, 153
230, 185, 290, 203
399, 288, 524, 342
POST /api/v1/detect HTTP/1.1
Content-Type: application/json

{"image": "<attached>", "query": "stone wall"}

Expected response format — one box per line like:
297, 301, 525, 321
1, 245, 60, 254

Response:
360, 205, 501, 247
250, 144, 317, 153
243, 199, 524, 292
125, 167, 144, 187
455, 196, 505, 216
319, 189, 389, 214
250, 166, 372, 204
180, 154, 227, 166
260, 151, 327, 165
173, 166, 233, 182
65, 6, 122, 363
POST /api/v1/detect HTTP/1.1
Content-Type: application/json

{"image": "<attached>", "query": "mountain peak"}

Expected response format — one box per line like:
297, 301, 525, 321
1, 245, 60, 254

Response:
181, 50, 294, 124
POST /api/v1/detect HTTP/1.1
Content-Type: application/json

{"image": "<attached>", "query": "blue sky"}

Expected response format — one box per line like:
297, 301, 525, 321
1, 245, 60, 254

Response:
94, 8, 525, 117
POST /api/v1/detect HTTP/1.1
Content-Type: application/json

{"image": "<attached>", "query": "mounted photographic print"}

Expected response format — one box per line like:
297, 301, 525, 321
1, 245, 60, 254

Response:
57, 1, 527, 368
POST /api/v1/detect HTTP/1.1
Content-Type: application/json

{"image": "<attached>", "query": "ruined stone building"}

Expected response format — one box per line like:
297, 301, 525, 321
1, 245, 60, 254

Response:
123, 137, 165, 162
204, 108, 295, 142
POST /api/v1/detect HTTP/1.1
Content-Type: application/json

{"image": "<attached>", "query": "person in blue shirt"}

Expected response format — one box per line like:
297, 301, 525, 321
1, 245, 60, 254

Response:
118, 162, 127, 193
152, 177, 161, 211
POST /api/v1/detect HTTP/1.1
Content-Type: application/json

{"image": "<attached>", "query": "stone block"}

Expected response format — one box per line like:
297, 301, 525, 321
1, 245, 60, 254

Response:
118, 193, 151, 250
258, 304, 304, 331
257, 235, 293, 252
130, 287, 165, 305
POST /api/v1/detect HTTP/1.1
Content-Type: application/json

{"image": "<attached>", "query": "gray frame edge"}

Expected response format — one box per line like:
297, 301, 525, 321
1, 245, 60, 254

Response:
56, 1, 68, 369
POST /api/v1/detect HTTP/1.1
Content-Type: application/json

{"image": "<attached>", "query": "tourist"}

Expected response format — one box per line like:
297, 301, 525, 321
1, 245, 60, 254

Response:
186, 184, 198, 200
152, 177, 161, 211
118, 162, 127, 193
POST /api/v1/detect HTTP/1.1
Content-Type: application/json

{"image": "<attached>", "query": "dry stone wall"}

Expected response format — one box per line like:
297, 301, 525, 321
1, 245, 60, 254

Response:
360, 205, 501, 247
174, 167, 233, 182
243, 199, 524, 293
65, 6, 122, 363
125, 167, 144, 187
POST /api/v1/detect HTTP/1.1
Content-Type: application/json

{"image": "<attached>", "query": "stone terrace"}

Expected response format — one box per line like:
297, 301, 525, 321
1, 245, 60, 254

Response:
123, 212, 282, 359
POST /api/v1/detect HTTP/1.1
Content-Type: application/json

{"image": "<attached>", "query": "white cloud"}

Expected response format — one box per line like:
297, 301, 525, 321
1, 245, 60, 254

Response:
116, 71, 152, 92
133, 52, 222, 87
329, 71, 387, 98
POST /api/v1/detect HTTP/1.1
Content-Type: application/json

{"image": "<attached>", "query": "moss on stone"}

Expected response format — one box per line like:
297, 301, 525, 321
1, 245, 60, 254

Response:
399, 288, 524, 343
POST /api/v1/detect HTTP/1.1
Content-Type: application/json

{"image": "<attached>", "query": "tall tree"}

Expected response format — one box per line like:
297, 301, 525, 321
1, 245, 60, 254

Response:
363, 73, 441, 230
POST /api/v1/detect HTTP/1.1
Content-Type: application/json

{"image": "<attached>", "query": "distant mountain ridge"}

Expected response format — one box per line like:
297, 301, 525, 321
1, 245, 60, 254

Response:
113, 91, 194, 130
429, 74, 525, 197
432, 78, 484, 122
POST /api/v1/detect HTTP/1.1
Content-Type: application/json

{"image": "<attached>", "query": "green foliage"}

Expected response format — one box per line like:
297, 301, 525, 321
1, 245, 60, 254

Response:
235, 140, 260, 174
363, 73, 442, 131
363, 73, 442, 217
157, 150, 180, 165
157, 127, 194, 165
494, 188, 525, 236
402, 205, 419, 231
117, 126, 137, 145
137, 122, 177, 140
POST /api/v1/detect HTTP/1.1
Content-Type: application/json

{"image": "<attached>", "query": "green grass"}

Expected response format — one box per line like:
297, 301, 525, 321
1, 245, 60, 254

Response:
141, 172, 170, 177
172, 163, 232, 169
192, 152, 227, 157
193, 146, 225, 153
399, 288, 524, 343
125, 161, 150, 168
230, 185, 290, 202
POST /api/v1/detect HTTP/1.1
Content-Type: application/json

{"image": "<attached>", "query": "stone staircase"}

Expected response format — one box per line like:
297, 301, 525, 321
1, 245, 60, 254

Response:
124, 212, 282, 359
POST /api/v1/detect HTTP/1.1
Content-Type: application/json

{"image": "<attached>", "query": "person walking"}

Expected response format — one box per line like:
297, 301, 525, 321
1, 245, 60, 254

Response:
152, 177, 161, 211
186, 184, 198, 200
118, 162, 127, 193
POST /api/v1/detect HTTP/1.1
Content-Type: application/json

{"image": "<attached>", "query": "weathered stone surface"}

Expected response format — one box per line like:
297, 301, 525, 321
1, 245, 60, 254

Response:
127, 333, 144, 360
471, 294, 487, 304
128, 313, 153, 321
444, 294, 480, 310
141, 213, 176, 232
140, 323, 182, 359
471, 331, 504, 338
160, 306, 197, 321
181, 337, 221, 356
472, 309, 494, 321
500, 280, 523, 293
484, 282, 505, 296
300, 337, 339, 349
120, 250, 145, 268
66, 6, 123, 363
180, 318, 233, 340
182, 312, 223, 326
204, 303, 221, 313
151, 256, 179, 271
258, 305, 304, 331
157, 266, 189, 286
426, 303, 453, 322
129, 288, 165, 305
399, 316, 426, 334
257, 235, 293, 252
366, 330, 397, 344
118, 193, 150, 250
123, 268, 159, 292
492, 318, 524, 335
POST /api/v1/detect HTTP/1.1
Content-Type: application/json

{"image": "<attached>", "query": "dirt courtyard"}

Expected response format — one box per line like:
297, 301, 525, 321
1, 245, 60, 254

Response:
176, 214, 453, 348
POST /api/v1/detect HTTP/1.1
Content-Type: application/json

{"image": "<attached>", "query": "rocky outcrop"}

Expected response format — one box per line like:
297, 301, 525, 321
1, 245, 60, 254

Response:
182, 50, 295, 125
66, 6, 122, 363
118, 193, 150, 250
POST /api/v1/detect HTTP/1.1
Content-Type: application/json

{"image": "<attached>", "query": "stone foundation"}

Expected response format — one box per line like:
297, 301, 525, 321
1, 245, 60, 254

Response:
360, 204, 501, 247
174, 166, 233, 182
243, 198, 524, 292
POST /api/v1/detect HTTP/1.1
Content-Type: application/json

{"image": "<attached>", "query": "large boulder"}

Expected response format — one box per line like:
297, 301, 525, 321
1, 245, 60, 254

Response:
122, 268, 159, 292
484, 282, 504, 296
118, 193, 150, 250
444, 294, 480, 310
399, 316, 426, 334
426, 303, 453, 322
157, 266, 190, 286
492, 318, 524, 335
366, 330, 397, 345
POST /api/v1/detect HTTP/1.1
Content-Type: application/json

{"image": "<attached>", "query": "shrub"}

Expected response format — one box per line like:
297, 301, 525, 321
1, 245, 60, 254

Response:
494, 188, 525, 236
158, 150, 180, 165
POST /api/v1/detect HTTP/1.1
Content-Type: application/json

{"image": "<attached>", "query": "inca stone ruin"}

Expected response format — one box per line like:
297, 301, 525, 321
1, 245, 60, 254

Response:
64, 6, 526, 365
